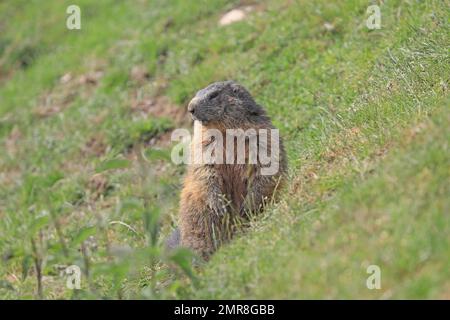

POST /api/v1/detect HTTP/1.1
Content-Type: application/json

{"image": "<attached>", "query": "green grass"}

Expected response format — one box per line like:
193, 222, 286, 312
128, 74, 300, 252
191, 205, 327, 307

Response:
0, 0, 448, 299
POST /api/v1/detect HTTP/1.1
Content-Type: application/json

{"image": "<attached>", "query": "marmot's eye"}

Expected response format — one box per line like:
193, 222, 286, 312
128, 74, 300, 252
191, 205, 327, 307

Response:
209, 91, 219, 100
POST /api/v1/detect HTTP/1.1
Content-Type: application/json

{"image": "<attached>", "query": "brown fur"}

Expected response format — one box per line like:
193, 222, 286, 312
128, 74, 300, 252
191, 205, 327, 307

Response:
177, 81, 287, 259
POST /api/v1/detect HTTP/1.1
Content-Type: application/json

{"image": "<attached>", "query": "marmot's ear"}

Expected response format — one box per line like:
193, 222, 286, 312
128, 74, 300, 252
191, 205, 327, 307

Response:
230, 82, 243, 94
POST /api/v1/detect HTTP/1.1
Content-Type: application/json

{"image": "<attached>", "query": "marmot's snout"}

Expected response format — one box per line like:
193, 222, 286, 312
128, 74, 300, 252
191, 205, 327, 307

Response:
188, 81, 266, 127
187, 96, 200, 120
187, 82, 229, 123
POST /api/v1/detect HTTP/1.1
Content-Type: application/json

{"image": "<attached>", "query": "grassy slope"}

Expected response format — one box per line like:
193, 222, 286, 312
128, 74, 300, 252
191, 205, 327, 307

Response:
0, 0, 448, 299
182, 1, 450, 299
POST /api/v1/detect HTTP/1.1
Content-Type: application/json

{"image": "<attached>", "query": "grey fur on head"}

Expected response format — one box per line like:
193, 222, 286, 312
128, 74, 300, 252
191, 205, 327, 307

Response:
187, 80, 268, 127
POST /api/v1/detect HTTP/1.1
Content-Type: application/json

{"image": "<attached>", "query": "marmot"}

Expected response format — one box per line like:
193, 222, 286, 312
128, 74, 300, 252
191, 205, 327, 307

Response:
168, 81, 287, 259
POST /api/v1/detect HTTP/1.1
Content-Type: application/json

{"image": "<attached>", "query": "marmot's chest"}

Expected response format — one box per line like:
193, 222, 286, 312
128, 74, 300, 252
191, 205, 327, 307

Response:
215, 163, 255, 212
191, 122, 259, 211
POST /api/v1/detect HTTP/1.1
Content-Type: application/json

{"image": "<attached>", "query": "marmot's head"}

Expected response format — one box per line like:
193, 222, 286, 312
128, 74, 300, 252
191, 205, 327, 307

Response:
187, 81, 266, 128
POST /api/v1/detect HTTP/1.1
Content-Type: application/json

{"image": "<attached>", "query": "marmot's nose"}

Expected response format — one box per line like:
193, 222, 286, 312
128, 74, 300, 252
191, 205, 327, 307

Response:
187, 97, 199, 114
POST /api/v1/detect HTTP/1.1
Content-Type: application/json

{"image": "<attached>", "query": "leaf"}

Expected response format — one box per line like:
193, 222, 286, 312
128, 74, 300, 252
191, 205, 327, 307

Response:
109, 221, 142, 238
168, 248, 197, 281
29, 215, 50, 234
96, 159, 130, 173
44, 171, 64, 188
72, 226, 96, 246
47, 242, 63, 255
143, 207, 161, 246
144, 148, 171, 161
21, 255, 32, 281
0, 280, 15, 291
22, 175, 39, 205
120, 197, 142, 212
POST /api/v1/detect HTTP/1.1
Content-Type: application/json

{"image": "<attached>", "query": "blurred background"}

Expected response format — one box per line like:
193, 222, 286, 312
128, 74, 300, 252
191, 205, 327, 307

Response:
0, 0, 448, 299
